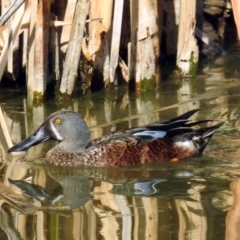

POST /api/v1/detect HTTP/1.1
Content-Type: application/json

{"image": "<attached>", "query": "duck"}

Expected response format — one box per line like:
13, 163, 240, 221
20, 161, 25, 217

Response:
8, 109, 223, 167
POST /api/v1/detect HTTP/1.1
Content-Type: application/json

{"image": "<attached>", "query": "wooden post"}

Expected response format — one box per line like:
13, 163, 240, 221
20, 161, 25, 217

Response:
87, 0, 113, 90
176, 0, 198, 75
0, 0, 26, 26
27, 0, 37, 105
129, 0, 162, 90
231, 0, 240, 40
60, 0, 77, 53
59, 0, 89, 95
109, 0, 124, 84
34, 0, 50, 100
0, 0, 27, 82
27, 0, 50, 104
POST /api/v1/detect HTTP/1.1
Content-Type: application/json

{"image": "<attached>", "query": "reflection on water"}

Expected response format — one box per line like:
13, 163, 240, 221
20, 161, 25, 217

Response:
0, 161, 236, 240
1, 47, 240, 239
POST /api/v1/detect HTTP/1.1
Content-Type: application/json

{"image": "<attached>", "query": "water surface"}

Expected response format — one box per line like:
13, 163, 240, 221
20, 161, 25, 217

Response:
0, 45, 240, 239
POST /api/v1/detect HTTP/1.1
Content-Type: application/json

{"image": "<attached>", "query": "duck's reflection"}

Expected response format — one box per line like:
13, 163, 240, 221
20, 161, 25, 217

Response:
0, 163, 215, 239
9, 172, 91, 209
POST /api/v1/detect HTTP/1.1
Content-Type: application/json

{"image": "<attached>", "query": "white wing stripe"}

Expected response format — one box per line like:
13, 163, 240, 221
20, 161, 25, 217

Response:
133, 130, 166, 139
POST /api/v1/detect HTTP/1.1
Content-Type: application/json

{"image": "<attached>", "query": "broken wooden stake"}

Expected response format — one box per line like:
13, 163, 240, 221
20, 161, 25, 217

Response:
60, 0, 89, 95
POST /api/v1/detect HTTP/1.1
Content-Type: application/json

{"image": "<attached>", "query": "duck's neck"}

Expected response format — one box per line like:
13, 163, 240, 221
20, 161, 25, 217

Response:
55, 133, 90, 152
55, 141, 87, 152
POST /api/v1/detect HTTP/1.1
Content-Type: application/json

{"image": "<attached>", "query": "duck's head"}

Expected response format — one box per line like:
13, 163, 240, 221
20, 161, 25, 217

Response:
8, 111, 90, 153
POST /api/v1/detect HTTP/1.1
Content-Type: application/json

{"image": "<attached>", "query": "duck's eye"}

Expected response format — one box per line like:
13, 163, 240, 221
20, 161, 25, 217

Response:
55, 118, 61, 124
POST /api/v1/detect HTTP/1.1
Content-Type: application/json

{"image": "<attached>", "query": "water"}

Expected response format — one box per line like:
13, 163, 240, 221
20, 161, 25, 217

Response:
1, 45, 240, 239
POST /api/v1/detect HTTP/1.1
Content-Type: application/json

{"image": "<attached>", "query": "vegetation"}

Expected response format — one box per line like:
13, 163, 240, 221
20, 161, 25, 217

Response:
0, 0, 239, 104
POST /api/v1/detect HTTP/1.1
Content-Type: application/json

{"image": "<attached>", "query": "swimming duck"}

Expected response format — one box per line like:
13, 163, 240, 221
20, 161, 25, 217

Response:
8, 109, 223, 167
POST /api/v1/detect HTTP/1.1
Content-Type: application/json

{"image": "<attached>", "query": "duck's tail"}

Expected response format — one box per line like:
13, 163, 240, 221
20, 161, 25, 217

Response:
197, 121, 224, 153
170, 121, 224, 160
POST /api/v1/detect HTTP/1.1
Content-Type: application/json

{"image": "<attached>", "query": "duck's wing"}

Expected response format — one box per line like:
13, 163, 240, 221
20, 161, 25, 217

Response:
87, 119, 189, 147
88, 109, 221, 147
128, 119, 219, 145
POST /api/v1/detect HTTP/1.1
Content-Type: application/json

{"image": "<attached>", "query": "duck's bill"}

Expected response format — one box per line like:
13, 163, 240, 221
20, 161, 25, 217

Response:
8, 127, 50, 152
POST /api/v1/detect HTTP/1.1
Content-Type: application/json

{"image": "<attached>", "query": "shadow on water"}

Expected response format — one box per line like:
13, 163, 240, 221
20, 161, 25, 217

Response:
1, 45, 240, 239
